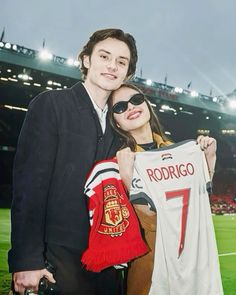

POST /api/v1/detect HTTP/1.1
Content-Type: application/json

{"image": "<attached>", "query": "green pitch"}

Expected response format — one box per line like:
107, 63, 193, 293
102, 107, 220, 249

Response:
0, 209, 236, 295
214, 215, 236, 295
0, 209, 11, 295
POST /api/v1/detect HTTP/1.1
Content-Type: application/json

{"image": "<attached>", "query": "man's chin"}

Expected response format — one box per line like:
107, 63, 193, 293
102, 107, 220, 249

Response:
100, 81, 122, 92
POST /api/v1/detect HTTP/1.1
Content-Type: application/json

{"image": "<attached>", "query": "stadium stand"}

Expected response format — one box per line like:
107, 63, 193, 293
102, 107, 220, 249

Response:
0, 41, 236, 209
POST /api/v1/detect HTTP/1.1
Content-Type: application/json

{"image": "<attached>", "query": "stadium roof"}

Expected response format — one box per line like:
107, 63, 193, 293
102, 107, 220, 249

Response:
1, 40, 236, 117
0, 40, 235, 170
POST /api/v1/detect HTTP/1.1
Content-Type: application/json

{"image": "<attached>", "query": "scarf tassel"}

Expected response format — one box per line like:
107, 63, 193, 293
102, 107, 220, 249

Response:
81, 240, 148, 272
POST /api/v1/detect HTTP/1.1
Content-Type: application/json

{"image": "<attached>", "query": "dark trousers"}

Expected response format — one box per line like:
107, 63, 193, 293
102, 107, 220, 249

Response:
46, 243, 124, 295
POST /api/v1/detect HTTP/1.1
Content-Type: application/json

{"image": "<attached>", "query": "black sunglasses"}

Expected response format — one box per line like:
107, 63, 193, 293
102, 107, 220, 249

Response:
112, 93, 145, 114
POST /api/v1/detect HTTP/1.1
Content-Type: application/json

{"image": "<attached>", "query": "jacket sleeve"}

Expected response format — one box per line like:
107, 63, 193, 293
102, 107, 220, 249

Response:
8, 91, 58, 273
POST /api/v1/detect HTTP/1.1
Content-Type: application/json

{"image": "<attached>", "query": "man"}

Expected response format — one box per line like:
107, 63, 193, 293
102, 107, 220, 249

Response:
8, 28, 138, 295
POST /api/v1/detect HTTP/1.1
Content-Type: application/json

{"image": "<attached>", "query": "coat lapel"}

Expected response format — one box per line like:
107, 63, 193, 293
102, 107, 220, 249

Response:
71, 82, 121, 158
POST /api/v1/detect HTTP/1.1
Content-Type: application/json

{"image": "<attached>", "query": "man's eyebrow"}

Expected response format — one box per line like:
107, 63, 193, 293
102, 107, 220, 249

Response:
98, 49, 129, 60
119, 56, 130, 61
98, 49, 111, 55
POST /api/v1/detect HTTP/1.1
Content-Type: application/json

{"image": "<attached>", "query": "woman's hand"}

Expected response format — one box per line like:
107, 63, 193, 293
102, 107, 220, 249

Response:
197, 135, 217, 179
197, 135, 217, 156
116, 147, 135, 191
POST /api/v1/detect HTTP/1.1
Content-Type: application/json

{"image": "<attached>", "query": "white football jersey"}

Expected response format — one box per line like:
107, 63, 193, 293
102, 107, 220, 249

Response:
130, 140, 223, 295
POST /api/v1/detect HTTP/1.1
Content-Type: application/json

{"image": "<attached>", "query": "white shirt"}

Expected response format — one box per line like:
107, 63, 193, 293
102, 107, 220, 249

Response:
83, 83, 108, 133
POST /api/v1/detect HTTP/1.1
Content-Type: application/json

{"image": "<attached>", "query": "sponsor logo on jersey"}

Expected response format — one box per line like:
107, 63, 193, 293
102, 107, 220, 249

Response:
131, 178, 143, 189
161, 153, 173, 160
98, 184, 130, 237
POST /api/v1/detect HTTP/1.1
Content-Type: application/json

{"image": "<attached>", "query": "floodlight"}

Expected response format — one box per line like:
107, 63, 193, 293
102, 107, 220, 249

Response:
212, 97, 218, 103
4, 105, 27, 112
8, 78, 18, 82
161, 105, 176, 112
229, 100, 236, 109
67, 59, 74, 66
5, 43, 11, 49
161, 105, 170, 110
174, 87, 183, 94
74, 61, 79, 67
146, 79, 152, 86
39, 50, 53, 60
190, 90, 199, 97
18, 74, 29, 80
149, 102, 156, 107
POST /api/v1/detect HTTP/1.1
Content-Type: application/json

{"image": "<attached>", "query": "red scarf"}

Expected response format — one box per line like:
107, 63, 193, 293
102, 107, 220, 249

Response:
81, 159, 148, 272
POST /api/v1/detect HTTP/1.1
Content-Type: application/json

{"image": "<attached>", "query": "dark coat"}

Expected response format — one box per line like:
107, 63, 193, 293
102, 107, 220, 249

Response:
8, 82, 121, 272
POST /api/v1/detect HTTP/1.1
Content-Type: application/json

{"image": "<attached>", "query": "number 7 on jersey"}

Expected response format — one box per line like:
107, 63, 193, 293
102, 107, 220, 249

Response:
165, 188, 191, 258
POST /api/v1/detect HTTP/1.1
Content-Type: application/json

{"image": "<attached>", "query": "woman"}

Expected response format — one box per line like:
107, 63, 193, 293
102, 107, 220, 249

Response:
108, 83, 217, 295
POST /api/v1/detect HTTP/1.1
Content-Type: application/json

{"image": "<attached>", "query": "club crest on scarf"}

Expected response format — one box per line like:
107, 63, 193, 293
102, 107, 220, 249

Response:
98, 184, 130, 237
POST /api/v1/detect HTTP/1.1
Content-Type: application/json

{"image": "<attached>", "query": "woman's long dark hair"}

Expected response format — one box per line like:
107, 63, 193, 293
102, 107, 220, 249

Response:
108, 83, 170, 151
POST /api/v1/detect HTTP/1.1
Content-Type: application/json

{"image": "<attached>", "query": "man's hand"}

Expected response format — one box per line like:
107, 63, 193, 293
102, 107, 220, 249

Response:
13, 269, 56, 295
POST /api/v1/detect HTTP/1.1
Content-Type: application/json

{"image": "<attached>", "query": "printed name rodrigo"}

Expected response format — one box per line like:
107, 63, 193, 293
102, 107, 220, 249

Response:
146, 163, 194, 182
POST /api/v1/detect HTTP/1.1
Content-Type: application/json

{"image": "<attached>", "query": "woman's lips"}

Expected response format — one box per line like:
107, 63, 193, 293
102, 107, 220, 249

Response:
127, 110, 142, 120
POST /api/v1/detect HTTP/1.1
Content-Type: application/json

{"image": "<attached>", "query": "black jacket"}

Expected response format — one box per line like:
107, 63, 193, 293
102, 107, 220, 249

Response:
8, 82, 121, 272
